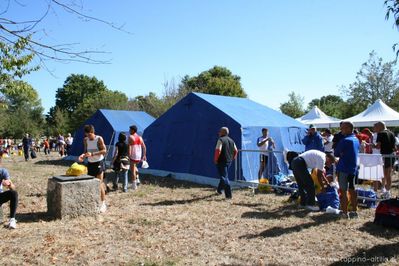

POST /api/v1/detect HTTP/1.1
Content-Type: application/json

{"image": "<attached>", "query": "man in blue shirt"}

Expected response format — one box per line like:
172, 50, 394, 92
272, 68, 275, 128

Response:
0, 166, 18, 229
302, 125, 324, 152
334, 121, 359, 219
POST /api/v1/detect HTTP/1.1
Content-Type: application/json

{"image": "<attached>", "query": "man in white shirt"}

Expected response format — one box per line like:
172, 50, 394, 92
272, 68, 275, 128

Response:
257, 128, 274, 181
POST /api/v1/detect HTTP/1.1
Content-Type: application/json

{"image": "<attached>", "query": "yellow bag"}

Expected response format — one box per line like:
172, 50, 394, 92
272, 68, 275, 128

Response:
310, 168, 322, 194
258, 178, 272, 193
66, 162, 88, 176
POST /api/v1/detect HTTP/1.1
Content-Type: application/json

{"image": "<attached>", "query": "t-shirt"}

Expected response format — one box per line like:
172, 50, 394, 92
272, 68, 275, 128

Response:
215, 136, 237, 164
115, 141, 128, 159
377, 130, 396, 155
298, 150, 326, 170
0, 168, 11, 193
334, 133, 359, 175
257, 136, 270, 156
324, 135, 334, 152
129, 133, 143, 161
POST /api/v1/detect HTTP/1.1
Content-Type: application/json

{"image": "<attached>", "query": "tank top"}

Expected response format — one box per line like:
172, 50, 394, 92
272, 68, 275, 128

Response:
86, 135, 104, 163
129, 133, 142, 161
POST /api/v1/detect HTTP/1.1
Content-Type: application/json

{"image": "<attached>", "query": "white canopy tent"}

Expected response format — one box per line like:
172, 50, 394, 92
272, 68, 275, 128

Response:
296, 106, 341, 128
346, 99, 399, 127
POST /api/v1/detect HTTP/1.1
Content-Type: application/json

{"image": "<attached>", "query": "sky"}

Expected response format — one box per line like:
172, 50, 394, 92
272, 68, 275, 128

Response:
7, 0, 399, 113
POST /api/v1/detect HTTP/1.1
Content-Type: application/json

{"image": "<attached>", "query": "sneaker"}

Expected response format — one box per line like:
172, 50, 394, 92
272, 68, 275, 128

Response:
216, 189, 223, 195
339, 212, 350, 219
8, 218, 16, 229
349, 211, 359, 219
99, 202, 107, 213
305, 205, 320, 212
382, 191, 391, 199
132, 181, 137, 190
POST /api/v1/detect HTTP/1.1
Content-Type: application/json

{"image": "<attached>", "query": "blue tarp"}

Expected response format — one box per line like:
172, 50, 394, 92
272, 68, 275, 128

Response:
69, 109, 155, 157
143, 92, 306, 182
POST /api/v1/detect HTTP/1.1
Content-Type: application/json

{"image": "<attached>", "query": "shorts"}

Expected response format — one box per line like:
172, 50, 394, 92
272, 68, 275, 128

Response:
338, 172, 355, 192
130, 158, 141, 164
260, 154, 268, 164
88, 161, 104, 177
383, 154, 395, 168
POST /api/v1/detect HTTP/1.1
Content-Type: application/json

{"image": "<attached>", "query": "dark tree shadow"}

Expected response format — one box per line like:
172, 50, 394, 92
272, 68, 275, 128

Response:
329, 242, 399, 266
16, 211, 54, 223
137, 173, 214, 190
141, 194, 218, 206
240, 213, 340, 239
359, 221, 399, 240
241, 204, 309, 220
34, 158, 73, 166
232, 202, 267, 208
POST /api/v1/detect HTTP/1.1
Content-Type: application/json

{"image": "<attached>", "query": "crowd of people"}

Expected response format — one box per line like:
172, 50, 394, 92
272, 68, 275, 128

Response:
254, 120, 398, 219
0, 120, 397, 229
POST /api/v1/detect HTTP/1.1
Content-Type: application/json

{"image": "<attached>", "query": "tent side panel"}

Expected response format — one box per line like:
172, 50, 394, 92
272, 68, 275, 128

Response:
144, 93, 240, 179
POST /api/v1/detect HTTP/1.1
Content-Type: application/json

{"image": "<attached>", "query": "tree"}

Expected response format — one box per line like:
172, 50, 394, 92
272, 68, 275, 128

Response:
342, 51, 399, 116
385, 0, 399, 57
280, 92, 305, 118
0, 0, 126, 64
48, 74, 129, 132
179, 66, 247, 98
1, 80, 44, 138
73, 89, 128, 130
128, 92, 169, 118
307, 95, 346, 118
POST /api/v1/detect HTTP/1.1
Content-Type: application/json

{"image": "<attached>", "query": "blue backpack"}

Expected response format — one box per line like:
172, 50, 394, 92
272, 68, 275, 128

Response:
316, 186, 340, 210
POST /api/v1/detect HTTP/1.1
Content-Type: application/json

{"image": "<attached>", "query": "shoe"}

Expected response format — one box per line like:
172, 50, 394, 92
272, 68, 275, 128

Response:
136, 176, 140, 186
123, 188, 127, 192
132, 182, 137, 190
339, 212, 350, 219
99, 202, 107, 213
8, 218, 16, 229
305, 205, 320, 212
216, 189, 223, 195
349, 211, 359, 219
382, 191, 391, 199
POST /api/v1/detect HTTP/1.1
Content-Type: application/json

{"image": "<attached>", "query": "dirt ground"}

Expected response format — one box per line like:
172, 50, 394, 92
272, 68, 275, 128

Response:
1, 152, 399, 265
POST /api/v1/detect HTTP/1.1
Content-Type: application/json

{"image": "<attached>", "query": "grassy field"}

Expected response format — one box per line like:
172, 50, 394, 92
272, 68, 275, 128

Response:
1, 152, 399, 265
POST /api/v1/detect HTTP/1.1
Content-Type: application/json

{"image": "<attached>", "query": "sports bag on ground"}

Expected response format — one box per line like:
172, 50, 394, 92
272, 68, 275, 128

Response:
374, 198, 399, 229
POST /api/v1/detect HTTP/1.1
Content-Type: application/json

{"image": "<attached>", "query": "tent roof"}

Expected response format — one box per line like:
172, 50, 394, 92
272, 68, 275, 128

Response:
297, 106, 341, 128
193, 92, 305, 128
98, 109, 155, 133
346, 99, 399, 127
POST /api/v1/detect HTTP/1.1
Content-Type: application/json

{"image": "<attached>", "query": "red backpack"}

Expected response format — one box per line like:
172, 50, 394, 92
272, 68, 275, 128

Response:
374, 198, 399, 229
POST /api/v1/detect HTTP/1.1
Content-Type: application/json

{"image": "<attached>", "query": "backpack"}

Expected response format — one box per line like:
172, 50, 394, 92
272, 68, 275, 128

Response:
316, 186, 340, 210
374, 198, 399, 229
30, 149, 37, 159
356, 188, 377, 208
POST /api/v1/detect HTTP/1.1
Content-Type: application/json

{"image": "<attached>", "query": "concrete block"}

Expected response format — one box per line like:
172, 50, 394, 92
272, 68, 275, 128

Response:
47, 176, 100, 219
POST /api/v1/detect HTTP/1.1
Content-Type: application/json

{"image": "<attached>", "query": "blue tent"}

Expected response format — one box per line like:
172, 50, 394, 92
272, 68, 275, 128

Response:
143, 92, 306, 183
69, 109, 155, 159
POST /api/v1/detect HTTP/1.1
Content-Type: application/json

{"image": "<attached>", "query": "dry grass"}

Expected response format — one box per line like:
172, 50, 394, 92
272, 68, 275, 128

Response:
1, 153, 399, 265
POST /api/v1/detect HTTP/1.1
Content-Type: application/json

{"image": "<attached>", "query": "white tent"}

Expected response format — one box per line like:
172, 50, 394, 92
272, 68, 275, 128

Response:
346, 99, 399, 127
296, 106, 341, 128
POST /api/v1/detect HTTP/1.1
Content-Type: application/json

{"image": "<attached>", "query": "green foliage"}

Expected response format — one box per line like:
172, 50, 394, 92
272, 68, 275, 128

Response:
342, 51, 399, 116
279, 92, 305, 118
307, 95, 346, 119
54, 74, 108, 114
385, 0, 399, 57
48, 74, 129, 133
179, 66, 247, 98
0, 80, 44, 138
128, 92, 168, 118
0, 37, 37, 86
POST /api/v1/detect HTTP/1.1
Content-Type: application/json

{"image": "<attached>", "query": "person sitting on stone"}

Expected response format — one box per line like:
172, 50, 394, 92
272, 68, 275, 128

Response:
0, 155, 18, 229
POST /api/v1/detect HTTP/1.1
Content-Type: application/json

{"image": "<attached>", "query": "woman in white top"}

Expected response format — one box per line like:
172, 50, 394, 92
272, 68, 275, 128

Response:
80, 125, 107, 213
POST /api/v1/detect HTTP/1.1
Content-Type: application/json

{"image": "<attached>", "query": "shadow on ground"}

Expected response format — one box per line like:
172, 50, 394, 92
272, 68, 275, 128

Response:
359, 221, 399, 240
16, 211, 54, 223
240, 213, 340, 239
241, 204, 309, 220
34, 158, 73, 166
329, 242, 399, 266
137, 173, 213, 190
141, 194, 218, 206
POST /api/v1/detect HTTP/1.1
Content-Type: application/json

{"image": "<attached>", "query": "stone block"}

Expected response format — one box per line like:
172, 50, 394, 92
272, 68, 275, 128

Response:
47, 176, 100, 219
